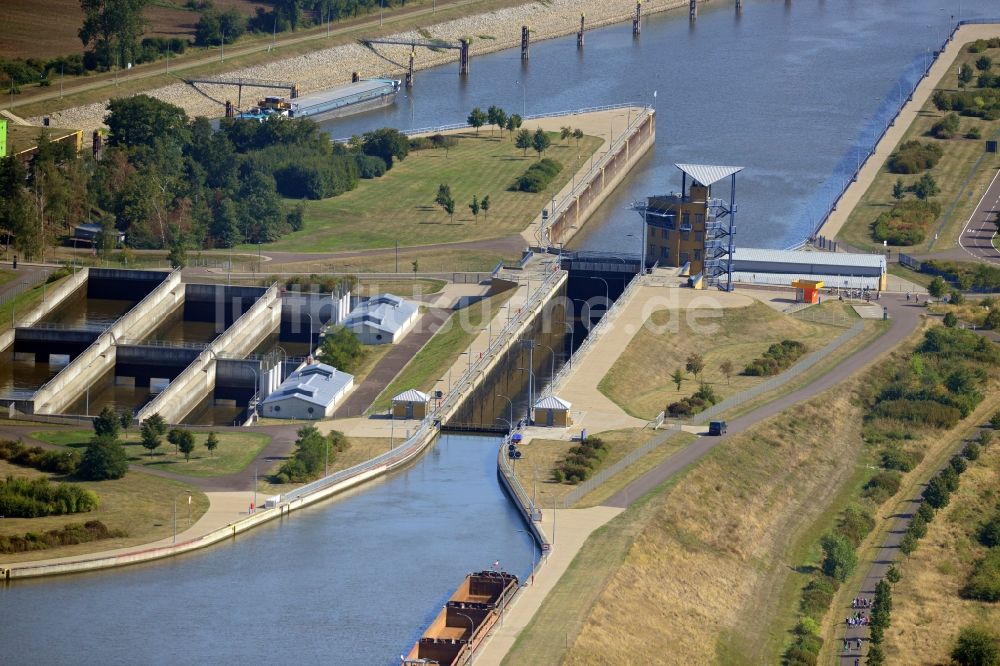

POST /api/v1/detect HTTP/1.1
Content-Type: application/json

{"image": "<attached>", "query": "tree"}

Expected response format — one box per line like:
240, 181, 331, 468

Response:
79, 0, 149, 71
922, 475, 951, 509
866, 644, 886, 665
205, 431, 220, 456
78, 435, 129, 480
467, 107, 487, 135
685, 353, 705, 380
892, 178, 905, 201
105, 95, 189, 150
480, 195, 491, 221
992, 410, 1000, 430
886, 564, 902, 585
985, 307, 1000, 330
412, 259, 419, 276
119, 411, 133, 436
720, 360, 734, 384
911, 173, 940, 200
560, 126, 572, 143
976, 55, 993, 71
441, 195, 455, 223
317, 325, 365, 372
820, 532, 857, 581
944, 311, 958, 328
672, 368, 685, 391
486, 105, 502, 136
928, 275, 948, 298
93, 406, 121, 439
573, 128, 584, 145
532, 128, 551, 158
506, 114, 523, 139
959, 62, 975, 87
140, 422, 161, 457
495, 109, 508, 138
435, 183, 452, 207
952, 626, 999, 666
469, 195, 480, 222
167, 233, 188, 268
361, 128, 409, 170
515, 129, 532, 156
176, 429, 196, 461
144, 413, 167, 437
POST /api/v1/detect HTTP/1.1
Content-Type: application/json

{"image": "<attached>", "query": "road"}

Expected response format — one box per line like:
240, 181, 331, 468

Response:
0, 0, 501, 116
603, 294, 922, 507
958, 167, 1000, 263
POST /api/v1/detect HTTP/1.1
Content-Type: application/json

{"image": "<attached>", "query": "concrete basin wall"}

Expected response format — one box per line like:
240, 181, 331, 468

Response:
0, 267, 90, 354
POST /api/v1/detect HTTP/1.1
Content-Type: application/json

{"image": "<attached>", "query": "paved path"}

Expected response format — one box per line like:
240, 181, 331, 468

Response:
0, 262, 51, 303
602, 294, 921, 508
957, 167, 1000, 264
330, 307, 451, 418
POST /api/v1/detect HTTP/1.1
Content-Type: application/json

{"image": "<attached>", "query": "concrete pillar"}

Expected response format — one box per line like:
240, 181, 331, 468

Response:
521, 26, 530, 60
690, 0, 697, 21
459, 39, 470, 75
578, 14, 585, 48
351, 71, 360, 83
405, 50, 414, 88
633, 1, 642, 36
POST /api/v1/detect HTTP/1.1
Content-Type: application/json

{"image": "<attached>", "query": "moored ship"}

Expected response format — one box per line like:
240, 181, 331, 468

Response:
240, 78, 400, 122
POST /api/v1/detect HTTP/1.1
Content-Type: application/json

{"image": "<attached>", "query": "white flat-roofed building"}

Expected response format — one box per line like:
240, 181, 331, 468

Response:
260, 362, 353, 419
343, 294, 419, 344
731, 248, 887, 290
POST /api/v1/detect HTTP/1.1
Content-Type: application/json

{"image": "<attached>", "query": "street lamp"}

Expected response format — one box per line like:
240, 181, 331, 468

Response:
516, 529, 536, 586
455, 611, 476, 655
305, 312, 315, 355
590, 276, 609, 308
536, 343, 557, 384
496, 394, 514, 428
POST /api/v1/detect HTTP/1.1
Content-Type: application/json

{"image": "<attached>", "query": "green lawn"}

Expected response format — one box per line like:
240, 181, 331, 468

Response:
31, 430, 271, 478
837, 42, 1000, 254
248, 132, 602, 253
368, 288, 515, 412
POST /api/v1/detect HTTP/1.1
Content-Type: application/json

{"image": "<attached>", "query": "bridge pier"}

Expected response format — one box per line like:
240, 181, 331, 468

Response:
735, 0, 742, 12
633, 1, 641, 36
578, 14, 585, 48
459, 39, 470, 75
405, 50, 414, 88
34, 352, 47, 364
521, 26, 529, 60
689, 0, 697, 21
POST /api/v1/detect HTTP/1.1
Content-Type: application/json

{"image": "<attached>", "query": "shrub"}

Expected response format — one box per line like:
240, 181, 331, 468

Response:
881, 445, 921, 472
665, 385, 720, 417
800, 577, 837, 618
887, 140, 943, 174
837, 506, 875, 547
951, 626, 1000, 666
0, 476, 99, 517
354, 153, 387, 179
931, 112, 962, 139
962, 548, 1000, 601
917, 501, 935, 524
554, 437, 609, 484
872, 200, 941, 246
742, 340, 807, 376
964, 442, 982, 461
0, 520, 126, 554
0, 440, 80, 475
979, 516, 1000, 548
967, 126, 983, 140
511, 158, 563, 193
907, 514, 928, 540
863, 471, 902, 503
951, 455, 969, 474
871, 399, 961, 429
820, 532, 857, 582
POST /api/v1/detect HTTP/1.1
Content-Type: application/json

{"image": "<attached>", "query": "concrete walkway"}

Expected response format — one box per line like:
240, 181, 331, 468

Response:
472, 505, 624, 666
818, 24, 1000, 242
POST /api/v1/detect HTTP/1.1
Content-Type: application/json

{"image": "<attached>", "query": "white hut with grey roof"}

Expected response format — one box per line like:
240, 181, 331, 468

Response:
343, 294, 419, 344
260, 362, 354, 419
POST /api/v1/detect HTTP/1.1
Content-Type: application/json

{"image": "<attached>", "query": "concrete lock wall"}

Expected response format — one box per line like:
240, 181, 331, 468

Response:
136, 285, 281, 423
32, 270, 182, 415
0, 267, 90, 354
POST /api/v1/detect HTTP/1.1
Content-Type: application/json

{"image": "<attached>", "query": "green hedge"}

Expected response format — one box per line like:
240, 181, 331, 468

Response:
742, 340, 807, 376
511, 158, 563, 193
872, 200, 941, 246
0, 476, 99, 518
0, 520, 125, 554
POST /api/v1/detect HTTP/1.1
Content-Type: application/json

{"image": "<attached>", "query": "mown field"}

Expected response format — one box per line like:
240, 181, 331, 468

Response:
255, 132, 602, 253
837, 41, 1000, 254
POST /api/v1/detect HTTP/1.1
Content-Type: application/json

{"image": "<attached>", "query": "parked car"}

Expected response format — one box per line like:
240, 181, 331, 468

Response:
708, 420, 727, 436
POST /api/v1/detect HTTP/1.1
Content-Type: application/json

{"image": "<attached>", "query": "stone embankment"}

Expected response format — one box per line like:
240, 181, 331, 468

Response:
34, 0, 687, 133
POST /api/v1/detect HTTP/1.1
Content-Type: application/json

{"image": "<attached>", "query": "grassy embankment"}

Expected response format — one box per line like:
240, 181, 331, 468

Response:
0, 459, 208, 563
880, 424, 1000, 663
7, 0, 532, 117
0, 272, 73, 333
256, 436, 392, 494
32, 429, 271, 477
506, 373, 872, 665
598, 301, 850, 420
836, 41, 1000, 254
368, 287, 514, 412
253, 132, 602, 254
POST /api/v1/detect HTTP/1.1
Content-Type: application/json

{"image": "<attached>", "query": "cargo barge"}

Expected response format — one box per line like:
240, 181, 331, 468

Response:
239, 78, 400, 122
403, 570, 519, 666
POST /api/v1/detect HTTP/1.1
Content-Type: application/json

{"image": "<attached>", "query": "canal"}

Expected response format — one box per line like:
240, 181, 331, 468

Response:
0, 434, 538, 666
319, 0, 996, 251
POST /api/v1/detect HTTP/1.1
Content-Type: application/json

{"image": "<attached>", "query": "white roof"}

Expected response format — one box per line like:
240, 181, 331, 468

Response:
534, 395, 571, 410
344, 294, 419, 335
733, 248, 886, 269
262, 362, 353, 408
675, 163, 744, 187
392, 389, 430, 403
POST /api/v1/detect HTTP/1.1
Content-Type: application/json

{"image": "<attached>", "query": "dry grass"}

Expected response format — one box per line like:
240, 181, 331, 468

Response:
837, 43, 1000, 254
926, 299, 994, 327
563, 390, 866, 664
269, 248, 508, 274
0, 459, 208, 562
354, 278, 447, 297
879, 430, 1000, 663
599, 301, 844, 420
511, 428, 689, 509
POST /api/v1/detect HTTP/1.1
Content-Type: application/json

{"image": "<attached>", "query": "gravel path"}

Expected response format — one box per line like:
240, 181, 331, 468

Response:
32, 0, 687, 133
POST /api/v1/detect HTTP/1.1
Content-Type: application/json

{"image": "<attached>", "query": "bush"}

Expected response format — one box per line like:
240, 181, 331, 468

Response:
77, 436, 129, 481
951, 626, 1000, 666
931, 112, 962, 139
881, 445, 921, 472
951, 454, 969, 474
511, 158, 563, 193
962, 548, 1000, 601
872, 199, 941, 246
666, 385, 721, 417
964, 442, 982, 461
554, 437, 609, 484
742, 340, 807, 376
872, 399, 961, 429
887, 140, 943, 174
820, 532, 857, 582
800, 577, 837, 618
863, 471, 902, 503
0, 439, 80, 475
0, 520, 126, 554
354, 154, 387, 179
917, 501, 935, 524
0, 476, 99, 517
979, 516, 1000, 548
837, 506, 875, 547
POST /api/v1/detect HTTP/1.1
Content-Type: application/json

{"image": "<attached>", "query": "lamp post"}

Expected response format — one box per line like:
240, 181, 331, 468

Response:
536, 343, 557, 384
496, 394, 514, 429
305, 312, 315, 355
456, 611, 476, 656
590, 276, 609, 309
